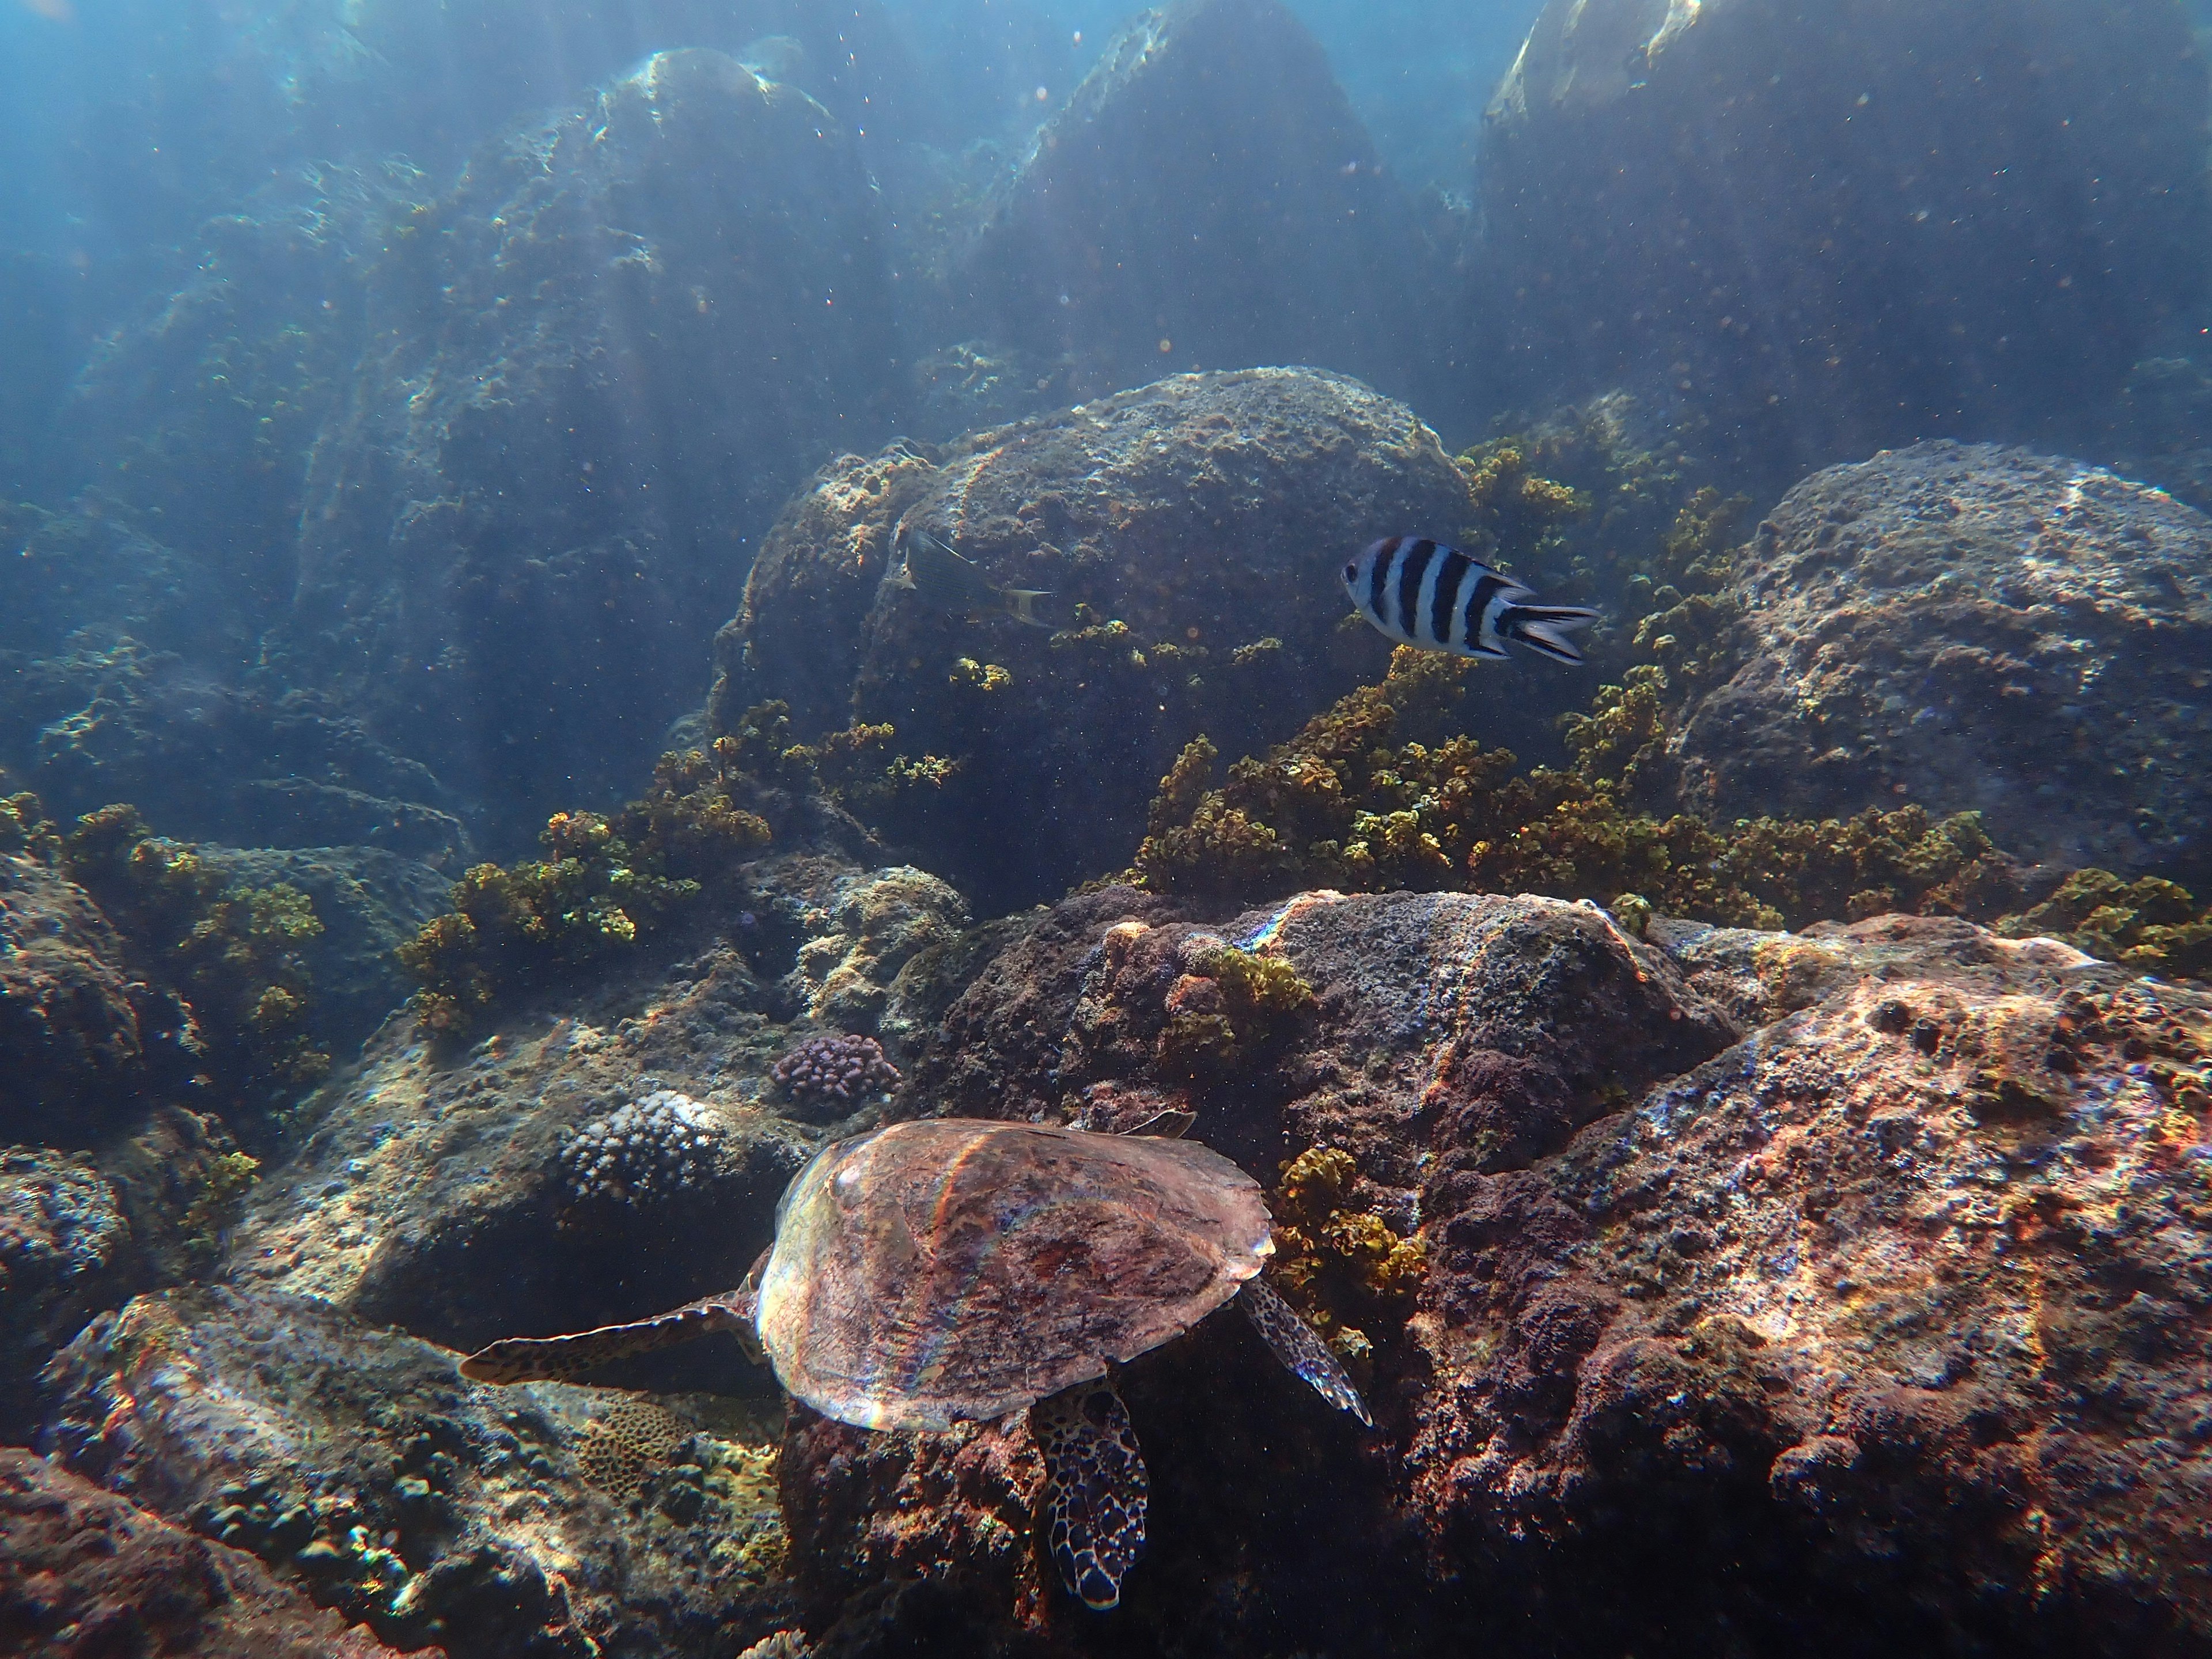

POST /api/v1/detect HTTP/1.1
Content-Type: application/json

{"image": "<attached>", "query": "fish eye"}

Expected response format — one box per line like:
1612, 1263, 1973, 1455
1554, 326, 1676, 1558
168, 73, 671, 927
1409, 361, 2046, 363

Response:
1342, 563, 1356, 581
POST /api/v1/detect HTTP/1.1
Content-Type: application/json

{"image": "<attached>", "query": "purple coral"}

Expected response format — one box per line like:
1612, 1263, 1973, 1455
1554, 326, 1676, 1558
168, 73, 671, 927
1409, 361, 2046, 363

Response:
772, 1032, 899, 1116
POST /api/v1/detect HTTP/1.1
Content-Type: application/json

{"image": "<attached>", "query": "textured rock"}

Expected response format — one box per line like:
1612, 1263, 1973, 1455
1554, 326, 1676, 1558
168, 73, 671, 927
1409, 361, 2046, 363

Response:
193, 844, 454, 1056
2, 1104, 275, 1440
1673, 442, 2212, 882
791, 885, 1736, 1647
282, 48, 899, 841
0, 1149, 133, 1441
0, 506, 466, 862
714, 368, 1476, 909
39, 1287, 793, 1659
1406, 912, 2212, 1652
224, 849, 959, 1366
1479, 0, 2210, 476
0, 853, 156, 1141
795, 888, 2212, 1654
960, 0, 1444, 410
227, 952, 813, 1367
0, 1448, 430, 1659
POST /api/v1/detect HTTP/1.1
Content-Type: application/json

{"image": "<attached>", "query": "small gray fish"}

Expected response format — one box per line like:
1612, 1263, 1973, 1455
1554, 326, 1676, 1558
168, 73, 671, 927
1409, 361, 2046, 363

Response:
887, 525, 1054, 628
1342, 536, 1597, 664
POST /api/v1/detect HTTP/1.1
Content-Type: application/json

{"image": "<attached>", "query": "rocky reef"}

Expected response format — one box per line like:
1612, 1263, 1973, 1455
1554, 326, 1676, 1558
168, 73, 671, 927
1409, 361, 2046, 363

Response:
40, 1287, 792, 1658
1479, 0, 2210, 478
1673, 442, 2212, 883
0, 1448, 429, 1658
779, 885, 2212, 1656
7, 0, 2212, 1652
716, 367, 1477, 909
277, 48, 899, 843
960, 0, 1448, 413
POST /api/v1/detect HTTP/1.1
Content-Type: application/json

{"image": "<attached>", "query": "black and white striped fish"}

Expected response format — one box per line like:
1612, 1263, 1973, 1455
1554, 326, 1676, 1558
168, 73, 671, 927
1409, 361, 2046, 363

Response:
1341, 536, 1599, 665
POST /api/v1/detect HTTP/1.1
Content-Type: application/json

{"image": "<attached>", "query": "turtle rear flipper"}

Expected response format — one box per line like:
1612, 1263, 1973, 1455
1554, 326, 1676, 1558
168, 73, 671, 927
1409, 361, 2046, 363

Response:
1239, 1277, 1372, 1426
460, 1289, 755, 1385
1031, 1377, 1147, 1611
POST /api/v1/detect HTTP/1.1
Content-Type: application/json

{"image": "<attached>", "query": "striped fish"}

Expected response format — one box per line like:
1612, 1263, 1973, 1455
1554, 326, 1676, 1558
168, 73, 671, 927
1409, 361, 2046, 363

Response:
1341, 536, 1599, 665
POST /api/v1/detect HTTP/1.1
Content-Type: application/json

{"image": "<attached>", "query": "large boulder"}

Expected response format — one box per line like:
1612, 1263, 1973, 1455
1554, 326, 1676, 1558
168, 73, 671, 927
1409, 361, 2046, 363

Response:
1478, 0, 2210, 478
0, 1449, 429, 1659
279, 48, 899, 844
790, 885, 2212, 1655
959, 0, 1447, 412
1672, 442, 2212, 882
711, 368, 1479, 911
39, 1287, 794, 1659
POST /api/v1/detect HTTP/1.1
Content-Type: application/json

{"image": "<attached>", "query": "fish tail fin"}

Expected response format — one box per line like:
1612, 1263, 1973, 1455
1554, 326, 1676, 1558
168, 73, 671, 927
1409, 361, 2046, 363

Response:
1501, 605, 1599, 665
1002, 588, 1054, 628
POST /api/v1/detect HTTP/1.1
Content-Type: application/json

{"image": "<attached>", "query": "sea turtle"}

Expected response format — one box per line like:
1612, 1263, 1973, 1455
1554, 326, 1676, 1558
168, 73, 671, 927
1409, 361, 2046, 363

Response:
461, 1116, 1369, 1609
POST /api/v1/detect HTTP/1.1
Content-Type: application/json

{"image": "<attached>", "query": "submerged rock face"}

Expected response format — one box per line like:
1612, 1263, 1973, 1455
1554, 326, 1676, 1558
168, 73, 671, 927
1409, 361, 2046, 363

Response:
282, 48, 899, 843
1674, 442, 2212, 882
714, 368, 1476, 910
0, 1449, 429, 1659
960, 0, 1444, 410
0, 504, 467, 863
1479, 0, 2210, 475
39, 1287, 792, 1659
789, 887, 2212, 1654
0, 854, 156, 1139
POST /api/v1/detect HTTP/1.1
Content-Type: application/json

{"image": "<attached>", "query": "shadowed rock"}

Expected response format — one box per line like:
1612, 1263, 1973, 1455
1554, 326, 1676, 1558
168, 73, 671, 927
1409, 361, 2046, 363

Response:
1674, 441, 2212, 884
1478, 0, 2210, 479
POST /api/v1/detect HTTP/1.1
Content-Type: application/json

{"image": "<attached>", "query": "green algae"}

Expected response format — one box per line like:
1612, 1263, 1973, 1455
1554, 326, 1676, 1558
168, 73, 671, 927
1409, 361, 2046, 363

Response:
1132, 646, 2020, 931
399, 744, 773, 1035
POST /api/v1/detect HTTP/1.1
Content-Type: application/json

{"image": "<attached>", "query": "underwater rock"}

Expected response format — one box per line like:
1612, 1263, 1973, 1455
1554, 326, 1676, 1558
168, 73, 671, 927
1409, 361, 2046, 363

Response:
0, 852, 165, 1143
0, 1448, 431, 1659
1408, 911, 2212, 1652
223, 854, 940, 1364
802, 887, 2212, 1652
227, 955, 814, 1369
1673, 441, 2212, 883
37, 1286, 792, 1659
59, 164, 409, 584
789, 884, 1734, 1649
282, 48, 899, 844
192, 844, 454, 1059
715, 368, 1476, 911
1479, 0, 2210, 477
960, 0, 1446, 410
0, 1149, 134, 1442
1, 1104, 275, 1438
754, 856, 969, 1032
0, 505, 466, 862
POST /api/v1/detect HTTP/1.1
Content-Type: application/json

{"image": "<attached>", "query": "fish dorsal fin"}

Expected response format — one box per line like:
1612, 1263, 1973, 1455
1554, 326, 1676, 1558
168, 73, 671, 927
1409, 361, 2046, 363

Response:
459, 1289, 757, 1385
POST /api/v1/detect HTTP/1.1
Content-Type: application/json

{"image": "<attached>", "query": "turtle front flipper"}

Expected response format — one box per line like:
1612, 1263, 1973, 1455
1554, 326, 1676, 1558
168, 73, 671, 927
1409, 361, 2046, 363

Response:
1030, 1377, 1147, 1611
1238, 1277, 1372, 1426
459, 1289, 755, 1385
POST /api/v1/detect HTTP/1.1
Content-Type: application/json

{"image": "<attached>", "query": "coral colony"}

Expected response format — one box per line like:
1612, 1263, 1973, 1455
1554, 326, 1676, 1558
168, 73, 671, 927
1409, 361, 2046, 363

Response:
4, 0, 2212, 1654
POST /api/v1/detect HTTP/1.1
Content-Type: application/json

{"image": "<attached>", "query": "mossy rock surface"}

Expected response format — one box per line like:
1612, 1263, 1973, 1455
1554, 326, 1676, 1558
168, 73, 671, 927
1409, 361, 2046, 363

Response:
715, 366, 1475, 911
1676, 442, 2212, 884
